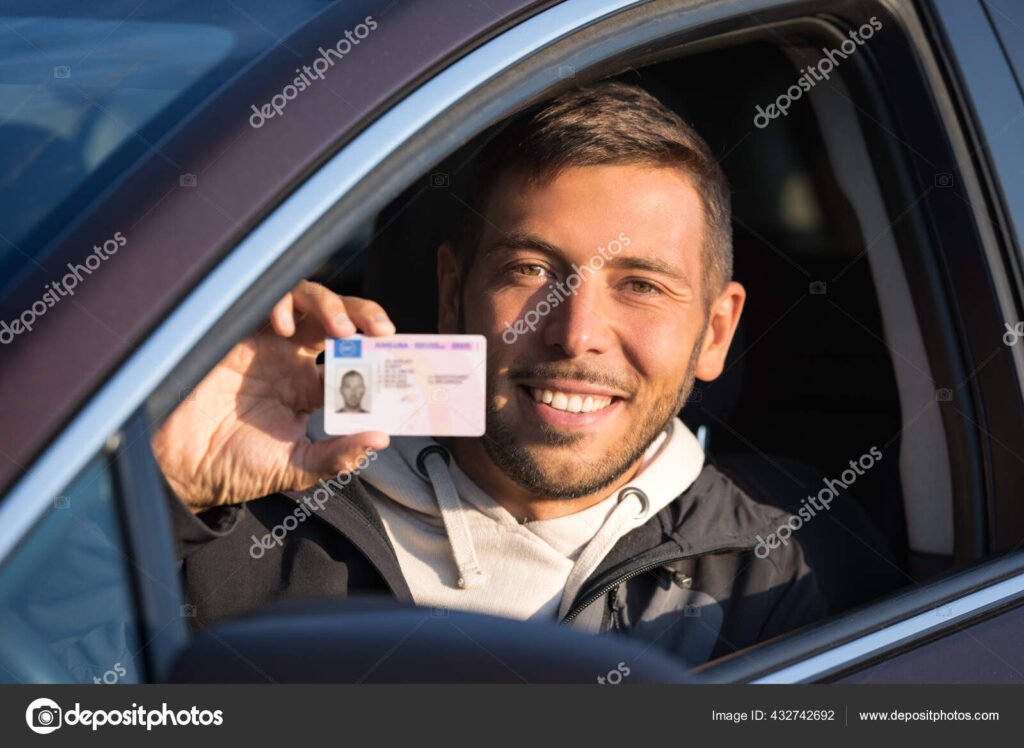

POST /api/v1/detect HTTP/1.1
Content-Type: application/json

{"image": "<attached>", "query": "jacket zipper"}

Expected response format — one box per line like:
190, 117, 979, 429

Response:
560, 542, 757, 623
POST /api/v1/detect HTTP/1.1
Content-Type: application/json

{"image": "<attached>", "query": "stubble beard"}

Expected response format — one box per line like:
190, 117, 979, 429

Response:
480, 339, 704, 500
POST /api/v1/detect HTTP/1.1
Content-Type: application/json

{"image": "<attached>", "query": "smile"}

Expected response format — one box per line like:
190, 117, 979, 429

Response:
528, 387, 614, 413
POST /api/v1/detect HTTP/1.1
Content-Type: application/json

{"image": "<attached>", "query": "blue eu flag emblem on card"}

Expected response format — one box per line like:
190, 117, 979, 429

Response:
335, 339, 362, 358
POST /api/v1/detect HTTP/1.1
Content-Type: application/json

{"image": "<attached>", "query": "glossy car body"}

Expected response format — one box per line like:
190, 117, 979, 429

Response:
0, 0, 1022, 683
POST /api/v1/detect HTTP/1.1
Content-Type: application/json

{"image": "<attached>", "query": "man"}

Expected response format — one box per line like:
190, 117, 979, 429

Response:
337, 370, 369, 413
153, 81, 825, 665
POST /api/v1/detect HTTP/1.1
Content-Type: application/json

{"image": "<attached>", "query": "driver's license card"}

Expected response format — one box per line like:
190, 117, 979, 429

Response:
324, 334, 487, 436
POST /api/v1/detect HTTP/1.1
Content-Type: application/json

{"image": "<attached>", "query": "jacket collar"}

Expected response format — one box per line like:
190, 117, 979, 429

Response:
580, 463, 792, 584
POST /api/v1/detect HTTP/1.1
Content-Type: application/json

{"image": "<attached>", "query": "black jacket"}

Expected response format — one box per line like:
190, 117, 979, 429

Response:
167, 462, 826, 665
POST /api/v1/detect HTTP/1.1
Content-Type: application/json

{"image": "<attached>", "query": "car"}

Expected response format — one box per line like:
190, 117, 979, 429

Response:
0, 0, 1022, 684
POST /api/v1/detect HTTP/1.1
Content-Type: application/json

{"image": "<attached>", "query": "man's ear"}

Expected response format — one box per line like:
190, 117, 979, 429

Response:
695, 281, 746, 381
436, 241, 461, 334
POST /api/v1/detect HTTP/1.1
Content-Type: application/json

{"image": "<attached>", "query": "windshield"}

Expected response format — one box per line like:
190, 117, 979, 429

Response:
0, 0, 332, 294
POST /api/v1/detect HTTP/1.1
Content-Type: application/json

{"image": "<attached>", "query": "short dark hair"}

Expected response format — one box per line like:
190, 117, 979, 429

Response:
453, 81, 732, 306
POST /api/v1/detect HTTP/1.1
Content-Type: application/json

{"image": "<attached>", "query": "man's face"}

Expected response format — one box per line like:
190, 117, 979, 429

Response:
340, 373, 366, 410
442, 164, 721, 499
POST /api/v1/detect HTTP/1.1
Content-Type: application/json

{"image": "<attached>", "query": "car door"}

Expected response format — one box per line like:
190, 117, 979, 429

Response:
3, 0, 1023, 684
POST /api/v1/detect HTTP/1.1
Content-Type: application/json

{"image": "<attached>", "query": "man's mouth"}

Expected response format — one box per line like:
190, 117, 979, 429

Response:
513, 379, 628, 428
526, 387, 614, 413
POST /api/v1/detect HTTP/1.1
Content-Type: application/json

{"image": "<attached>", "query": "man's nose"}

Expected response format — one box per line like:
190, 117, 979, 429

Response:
541, 280, 615, 357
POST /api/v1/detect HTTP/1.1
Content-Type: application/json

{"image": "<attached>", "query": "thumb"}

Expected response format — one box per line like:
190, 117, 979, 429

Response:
304, 432, 390, 481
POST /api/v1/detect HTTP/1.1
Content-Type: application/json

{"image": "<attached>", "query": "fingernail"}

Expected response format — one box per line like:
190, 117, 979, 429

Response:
373, 313, 395, 334
335, 313, 355, 334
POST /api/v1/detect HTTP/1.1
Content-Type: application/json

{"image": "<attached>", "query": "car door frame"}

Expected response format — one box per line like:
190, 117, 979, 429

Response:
3, 0, 1024, 683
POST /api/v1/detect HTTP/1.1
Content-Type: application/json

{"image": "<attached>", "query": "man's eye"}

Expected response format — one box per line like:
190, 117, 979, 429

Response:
512, 264, 547, 278
626, 279, 660, 294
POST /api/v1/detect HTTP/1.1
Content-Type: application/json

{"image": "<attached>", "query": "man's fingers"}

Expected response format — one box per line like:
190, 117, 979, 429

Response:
291, 280, 356, 338
339, 296, 396, 336
288, 282, 397, 351
273, 281, 396, 346
270, 293, 296, 337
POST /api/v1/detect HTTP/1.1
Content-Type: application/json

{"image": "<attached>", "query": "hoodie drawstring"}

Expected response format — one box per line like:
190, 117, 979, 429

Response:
556, 486, 650, 619
416, 446, 488, 589
414, 445, 653, 604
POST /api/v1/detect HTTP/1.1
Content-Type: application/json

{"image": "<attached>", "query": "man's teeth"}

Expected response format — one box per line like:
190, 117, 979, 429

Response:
529, 388, 613, 413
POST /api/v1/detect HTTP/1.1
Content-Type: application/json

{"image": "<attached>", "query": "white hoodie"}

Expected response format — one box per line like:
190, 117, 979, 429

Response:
359, 417, 706, 621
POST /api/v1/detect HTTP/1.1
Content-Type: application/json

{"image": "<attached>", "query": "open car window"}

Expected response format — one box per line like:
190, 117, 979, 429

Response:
138, 0, 1024, 678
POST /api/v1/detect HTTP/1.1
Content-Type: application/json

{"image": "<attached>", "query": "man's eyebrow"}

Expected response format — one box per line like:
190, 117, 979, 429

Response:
484, 231, 562, 257
604, 255, 691, 284
486, 231, 693, 286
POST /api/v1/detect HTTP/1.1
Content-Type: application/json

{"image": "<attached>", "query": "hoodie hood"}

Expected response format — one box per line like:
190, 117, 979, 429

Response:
359, 418, 707, 620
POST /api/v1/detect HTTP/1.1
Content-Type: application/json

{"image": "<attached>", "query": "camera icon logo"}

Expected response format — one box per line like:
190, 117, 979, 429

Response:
935, 173, 954, 188
53, 65, 71, 79
179, 173, 197, 188
809, 280, 827, 295
26, 698, 62, 734
429, 172, 449, 189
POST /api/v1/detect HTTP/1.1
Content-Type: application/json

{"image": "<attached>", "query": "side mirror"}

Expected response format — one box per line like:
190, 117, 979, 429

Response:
169, 597, 694, 683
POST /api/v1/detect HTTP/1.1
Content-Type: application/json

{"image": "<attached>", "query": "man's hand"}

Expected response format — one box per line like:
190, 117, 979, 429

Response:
152, 281, 395, 513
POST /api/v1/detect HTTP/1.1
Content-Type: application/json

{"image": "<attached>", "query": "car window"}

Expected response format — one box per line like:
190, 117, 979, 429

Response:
0, 454, 142, 684
356, 42, 916, 628
121, 0, 1018, 681
985, 0, 1024, 92
0, 0, 332, 297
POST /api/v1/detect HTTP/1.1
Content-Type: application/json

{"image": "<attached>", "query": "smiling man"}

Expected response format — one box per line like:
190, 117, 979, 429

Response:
154, 81, 825, 664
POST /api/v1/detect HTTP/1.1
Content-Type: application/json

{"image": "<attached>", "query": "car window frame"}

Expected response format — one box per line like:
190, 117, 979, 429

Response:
149, 0, 1024, 681
109, 409, 190, 683
1, 0, 1022, 683
925, 0, 1024, 551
